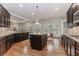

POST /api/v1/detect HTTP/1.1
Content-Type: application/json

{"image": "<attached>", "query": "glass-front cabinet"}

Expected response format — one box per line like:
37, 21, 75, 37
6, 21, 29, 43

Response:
0, 4, 10, 27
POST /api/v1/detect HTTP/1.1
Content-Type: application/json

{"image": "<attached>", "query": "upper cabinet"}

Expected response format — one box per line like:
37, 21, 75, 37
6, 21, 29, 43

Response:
67, 3, 79, 27
0, 4, 10, 27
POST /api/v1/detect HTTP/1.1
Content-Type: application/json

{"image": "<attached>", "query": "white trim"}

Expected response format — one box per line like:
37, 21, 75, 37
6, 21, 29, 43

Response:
10, 12, 30, 21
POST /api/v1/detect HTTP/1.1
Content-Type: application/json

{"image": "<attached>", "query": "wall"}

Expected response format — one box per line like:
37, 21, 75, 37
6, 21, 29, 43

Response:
15, 21, 32, 32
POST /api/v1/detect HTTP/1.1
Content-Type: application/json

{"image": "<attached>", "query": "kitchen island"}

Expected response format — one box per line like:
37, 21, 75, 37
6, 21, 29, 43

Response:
30, 34, 47, 50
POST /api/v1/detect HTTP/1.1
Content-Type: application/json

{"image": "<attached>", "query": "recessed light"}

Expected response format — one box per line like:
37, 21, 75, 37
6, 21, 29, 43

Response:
55, 8, 58, 11
32, 12, 34, 15
19, 4, 23, 7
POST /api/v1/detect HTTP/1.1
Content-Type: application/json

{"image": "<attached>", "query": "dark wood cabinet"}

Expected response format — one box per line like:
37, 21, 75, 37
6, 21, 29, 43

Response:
14, 32, 29, 43
30, 34, 47, 50
76, 42, 79, 56
61, 35, 79, 56
5, 33, 29, 51
67, 3, 75, 27
0, 37, 6, 55
0, 32, 29, 55
67, 3, 79, 27
0, 4, 10, 27
5, 34, 14, 50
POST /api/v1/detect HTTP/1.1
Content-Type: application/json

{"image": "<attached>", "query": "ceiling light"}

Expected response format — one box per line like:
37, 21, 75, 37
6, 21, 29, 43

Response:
55, 8, 58, 11
35, 20, 40, 25
19, 4, 23, 7
32, 12, 34, 15
35, 4, 40, 25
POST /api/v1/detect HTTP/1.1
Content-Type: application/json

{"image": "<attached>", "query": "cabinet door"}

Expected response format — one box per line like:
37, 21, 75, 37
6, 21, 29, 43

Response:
5, 39, 10, 50
4, 11, 7, 27
9, 36, 14, 47
67, 8, 73, 27
0, 5, 3, 26
6, 13, 8, 27
0, 40, 6, 55
0, 42, 2, 55
0, 4, 10, 27
71, 45, 75, 56
67, 3, 79, 27
8, 13, 10, 27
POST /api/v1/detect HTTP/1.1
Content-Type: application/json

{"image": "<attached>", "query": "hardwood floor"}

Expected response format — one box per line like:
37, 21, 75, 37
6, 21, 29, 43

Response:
4, 38, 67, 56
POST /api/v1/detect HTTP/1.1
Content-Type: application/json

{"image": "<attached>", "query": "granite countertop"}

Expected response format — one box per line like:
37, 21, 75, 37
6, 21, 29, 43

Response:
0, 31, 16, 37
0, 31, 30, 37
63, 33, 79, 43
30, 33, 46, 35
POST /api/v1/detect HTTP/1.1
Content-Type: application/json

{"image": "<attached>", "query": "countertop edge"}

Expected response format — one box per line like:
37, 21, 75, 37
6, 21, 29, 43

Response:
63, 34, 79, 43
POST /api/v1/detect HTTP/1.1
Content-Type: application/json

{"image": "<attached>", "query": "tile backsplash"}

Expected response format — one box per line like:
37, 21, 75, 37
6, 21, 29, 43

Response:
67, 26, 79, 35
0, 27, 15, 36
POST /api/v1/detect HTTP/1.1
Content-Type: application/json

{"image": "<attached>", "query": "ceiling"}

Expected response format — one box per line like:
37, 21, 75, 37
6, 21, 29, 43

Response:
1, 3, 71, 21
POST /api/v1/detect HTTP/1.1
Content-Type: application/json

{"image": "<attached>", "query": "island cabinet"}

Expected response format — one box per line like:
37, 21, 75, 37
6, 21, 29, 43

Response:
30, 34, 47, 50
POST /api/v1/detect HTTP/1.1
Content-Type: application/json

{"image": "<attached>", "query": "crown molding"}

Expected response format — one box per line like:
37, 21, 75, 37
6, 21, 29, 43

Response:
10, 12, 30, 21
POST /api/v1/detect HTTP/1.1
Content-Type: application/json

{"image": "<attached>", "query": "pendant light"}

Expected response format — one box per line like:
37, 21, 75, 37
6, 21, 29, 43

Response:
35, 4, 40, 25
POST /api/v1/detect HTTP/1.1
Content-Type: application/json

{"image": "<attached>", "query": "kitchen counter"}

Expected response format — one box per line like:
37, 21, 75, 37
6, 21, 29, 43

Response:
0, 31, 16, 37
61, 34, 79, 56
0, 32, 29, 55
0, 31, 29, 38
63, 34, 79, 43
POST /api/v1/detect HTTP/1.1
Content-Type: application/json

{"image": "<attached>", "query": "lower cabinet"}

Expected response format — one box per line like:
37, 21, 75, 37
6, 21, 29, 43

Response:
76, 42, 79, 56
14, 32, 29, 43
0, 37, 6, 55
5, 34, 14, 50
0, 32, 29, 55
61, 35, 78, 56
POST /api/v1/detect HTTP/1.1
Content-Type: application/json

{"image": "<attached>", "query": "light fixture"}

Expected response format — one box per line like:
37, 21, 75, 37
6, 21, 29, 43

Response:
35, 20, 40, 25
55, 8, 58, 11
19, 4, 23, 7
35, 4, 40, 25
32, 12, 34, 15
